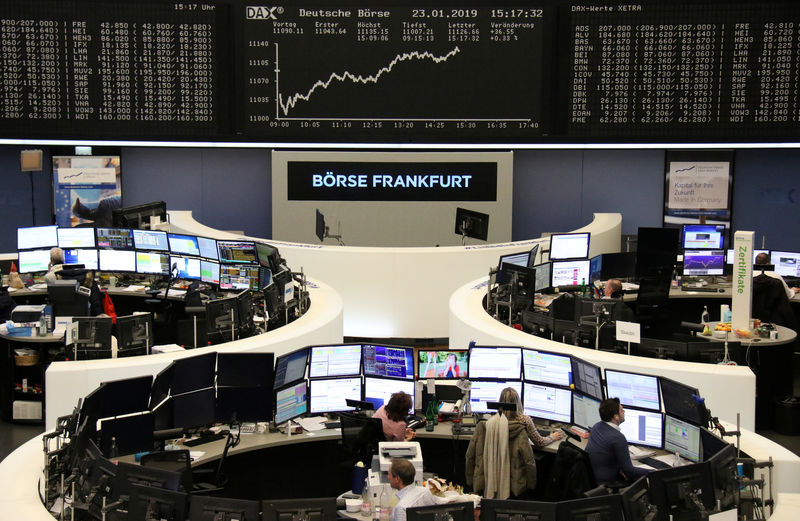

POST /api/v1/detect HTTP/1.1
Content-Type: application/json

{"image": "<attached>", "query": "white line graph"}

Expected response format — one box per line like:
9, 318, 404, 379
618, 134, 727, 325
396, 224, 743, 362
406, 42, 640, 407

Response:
275, 44, 462, 118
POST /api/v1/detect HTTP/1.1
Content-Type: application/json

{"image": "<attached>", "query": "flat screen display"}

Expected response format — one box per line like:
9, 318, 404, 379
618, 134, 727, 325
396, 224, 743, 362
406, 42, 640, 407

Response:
533, 262, 551, 292
168, 233, 200, 256
96, 228, 134, 250
217, 240, 258, 264
605, 369, 661, 412
133, 230, 169, 252
417, 350, 468, 379
522, 348, 572, 387
619, 407, 664, 449
682, 250, 724, 276
549, 233, 590, 260
660, 377, 703, 426
468, 347, 521, 379
99, 249, 136, 272
18, 249, 50, 273
469, 380, 522, 414
551, 259, 590, 287
197, 237, 218, 260
273, 348, 309, 389
309, 344, 362, 378
200, 260, 220, 285
770, 251, 800, 277
309, 377, 361, 414
136, 251, 170, 275
572, 392, 602, 430
499, 251, 530, 270
363, 377, 415, 413
17, 225, 58, 250
275, 381, 308, 424
571, 358, 604, 401
170, 256, 201, 280
64, 248, 99, 270
664, 415, 702, 463
363, 344, 414, 380
219, 264, 259, 291
682, 225, 726, 250
725, 249, 769, 265
522, 382, 572, 423
57, 227, 95, 248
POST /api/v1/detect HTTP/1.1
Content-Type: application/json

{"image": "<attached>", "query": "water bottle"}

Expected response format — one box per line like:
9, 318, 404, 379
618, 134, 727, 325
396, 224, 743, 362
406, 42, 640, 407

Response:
378, 485, 390, 521
360, 478, 372, 517
579, 278, 587, 297
38, 313, 47, 337
701, 305, 710, 325
43, 303, 52, 333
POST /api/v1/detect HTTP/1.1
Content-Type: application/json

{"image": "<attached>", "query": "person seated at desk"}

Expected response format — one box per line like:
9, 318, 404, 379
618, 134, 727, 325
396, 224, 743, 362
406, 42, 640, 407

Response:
755, 252, 799, 300
498, 387, 563, 447
44, 247, 65, 284
585, 398, 650, 484
389, 459, 448, 521
603, 279, 636, 322
373, 392, 416, 441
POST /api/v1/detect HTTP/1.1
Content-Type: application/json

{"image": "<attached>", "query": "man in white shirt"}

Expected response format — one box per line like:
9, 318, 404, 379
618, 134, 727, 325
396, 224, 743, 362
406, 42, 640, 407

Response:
388, 459, 445, 521
44, 247, 65, 284
755, 253, 799, 300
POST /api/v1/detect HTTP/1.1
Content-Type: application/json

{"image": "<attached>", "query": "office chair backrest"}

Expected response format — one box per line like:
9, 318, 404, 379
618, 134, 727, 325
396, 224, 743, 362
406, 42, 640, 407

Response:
339, 412, 385, 465
753, 274, 797, 329
543, 440, 597, 501
141, 450, 193, 492
635, 277, 671, 309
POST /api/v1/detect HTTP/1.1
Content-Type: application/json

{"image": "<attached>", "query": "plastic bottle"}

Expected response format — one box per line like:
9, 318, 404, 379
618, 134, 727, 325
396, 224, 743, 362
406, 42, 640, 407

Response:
425, 402, 435, 432
701, 305, 710, 325
579, 278, 587, 297
378, 485, 390, 521
360, 477, 372, 517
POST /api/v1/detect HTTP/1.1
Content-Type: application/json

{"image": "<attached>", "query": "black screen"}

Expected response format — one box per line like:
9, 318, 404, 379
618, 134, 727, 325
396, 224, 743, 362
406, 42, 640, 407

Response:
217, 352, 274, 388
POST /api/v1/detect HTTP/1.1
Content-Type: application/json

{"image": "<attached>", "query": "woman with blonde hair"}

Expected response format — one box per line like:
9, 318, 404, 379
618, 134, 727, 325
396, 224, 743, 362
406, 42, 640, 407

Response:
498, 387, 563, 447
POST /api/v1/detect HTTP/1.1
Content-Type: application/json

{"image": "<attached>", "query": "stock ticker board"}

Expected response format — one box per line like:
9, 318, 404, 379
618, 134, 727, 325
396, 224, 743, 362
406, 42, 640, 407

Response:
1, 0, 800, 143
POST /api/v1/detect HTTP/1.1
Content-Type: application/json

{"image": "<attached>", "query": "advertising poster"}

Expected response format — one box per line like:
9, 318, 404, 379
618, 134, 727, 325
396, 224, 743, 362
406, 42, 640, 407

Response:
52, 156, 122, 228
663, 151, 733, 226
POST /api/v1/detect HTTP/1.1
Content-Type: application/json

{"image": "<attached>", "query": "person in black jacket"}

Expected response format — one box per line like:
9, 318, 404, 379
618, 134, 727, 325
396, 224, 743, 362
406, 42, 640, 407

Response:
585, 398, 650, 484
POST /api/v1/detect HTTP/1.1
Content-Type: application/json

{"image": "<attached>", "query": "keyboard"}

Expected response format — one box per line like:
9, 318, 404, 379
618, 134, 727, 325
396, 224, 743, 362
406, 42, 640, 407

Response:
681, 286, 724, 293
640, 456, 671, 470
184, 432, 227, 447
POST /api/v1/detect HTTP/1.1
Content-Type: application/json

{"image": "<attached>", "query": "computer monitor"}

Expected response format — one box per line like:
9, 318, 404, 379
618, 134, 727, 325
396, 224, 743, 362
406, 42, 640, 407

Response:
522, 348, 572, 387
604, 369, 661, 411
63, 248, 99, 270
200, 260, 220, 285
116, 313, 153, 357
273, 347, 310, 389
98, 249, 136, 272
468, 346, 521, 379
707, 443, 738, 510
308, 377, 362, 414
190, 496, 260, 521
171, 352, 217, 395
99, 413, 154, 457
551, 260, 591, 287
635, 338, 688, 361
275, 380, 308, 424
255, 241, 282, 273
682, 249, 725, 276
219, 264, 260, 290
660, 377, 704, 426
523, 382, 571, 423
167, 233, 200, 256
172, 388, 216, 430
216, 386, 272, 424
571, 357, 604, 401
555, 495, 623, 521
217, 352, 274, 388
589, 252, 637, 282
469, 380, 522, 414
197, 236, 219, 260
496, 262, 536, 287
522, 311, 554, 339
620, 477, 657, 521
262, 498, 337, 521
363, 344, 414, 380
725, 248, 769, 265
18, 249, 50, 273
363, 376, 415, 413
217, 240, 258, 264
136, 251, 170, 275
499, 250, 531, 271
169, 255, 200, 280
17, 225, 58, 250
454, 207, 489, 241
572, 392, 602, 430
549, 232, 590, 260
636, 227, 679, 279
48, 279, 90, 317
132, 229, 169, 251
308, 344, 362, 378
618, 407, 663, 449
71, 317, 114, 359
417, 350, 468, 379
479, 498, 557, 521
113, 464, 182, 499
126, 484, 187, 521
57, 227, 96, 248
95, 228, 134, 249
532, 262, 552, 292
647, 461, 716, 520
260, 266, 273, 289
664, 414, 702, 463
682, 224, 726, 250
150, 364, 174, 410
81, 375, 153, 424
111, 201, 167, 230
770, 250, 800, 277
407, 502, 474, 521
205, 296, 239, 344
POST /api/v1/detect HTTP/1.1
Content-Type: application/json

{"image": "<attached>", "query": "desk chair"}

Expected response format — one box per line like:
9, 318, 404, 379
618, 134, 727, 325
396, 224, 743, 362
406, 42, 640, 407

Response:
543, 440, 597, 501
753, 274, 797, 330
339, 412, 385, 466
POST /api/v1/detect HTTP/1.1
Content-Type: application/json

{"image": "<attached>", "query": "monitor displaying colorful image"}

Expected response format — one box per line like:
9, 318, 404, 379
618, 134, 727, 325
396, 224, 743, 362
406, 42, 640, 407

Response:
417, 350, 468, 379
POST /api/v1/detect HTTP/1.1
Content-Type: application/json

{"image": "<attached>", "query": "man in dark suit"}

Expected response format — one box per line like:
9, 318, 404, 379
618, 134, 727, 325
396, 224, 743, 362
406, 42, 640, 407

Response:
585, 397, 651, 484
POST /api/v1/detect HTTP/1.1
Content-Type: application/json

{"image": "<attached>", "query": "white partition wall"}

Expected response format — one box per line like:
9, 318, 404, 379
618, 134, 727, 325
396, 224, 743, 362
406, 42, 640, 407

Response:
169, 211, 621, 338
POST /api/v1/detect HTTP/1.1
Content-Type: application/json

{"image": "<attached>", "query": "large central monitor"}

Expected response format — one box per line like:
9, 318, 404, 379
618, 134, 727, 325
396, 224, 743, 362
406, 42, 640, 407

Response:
618, 407, 664, 449
57, 227, 96, 249
171, 256, 201, 280
469, 380, 522, 414
417, 350, 468, 379
308, 377, 362, 414
136, 251, 170, 275
604, 369, 661, 412
549, 232, 590, 260
664, 414, 702, 463
363, 344, 414, 380
64, 248, 99, 270
363, 376, 415, 413
309, 344, 362, 378
682, 250, 724, 276
522, 348, 572, 387
468, 346, 521, 380
522, 382, 572, 423
551, 259, 590, 287
682, 224, 726, 250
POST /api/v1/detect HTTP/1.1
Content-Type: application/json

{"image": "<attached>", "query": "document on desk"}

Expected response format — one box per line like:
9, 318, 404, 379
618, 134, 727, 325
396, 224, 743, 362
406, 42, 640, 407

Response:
295, 417, 328, 432
189, 451, 205, 461
123, 285, 146, 291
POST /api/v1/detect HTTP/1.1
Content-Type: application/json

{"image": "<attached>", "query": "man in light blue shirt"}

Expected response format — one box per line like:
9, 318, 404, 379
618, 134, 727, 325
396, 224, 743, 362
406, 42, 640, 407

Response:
388, 459, 444, 521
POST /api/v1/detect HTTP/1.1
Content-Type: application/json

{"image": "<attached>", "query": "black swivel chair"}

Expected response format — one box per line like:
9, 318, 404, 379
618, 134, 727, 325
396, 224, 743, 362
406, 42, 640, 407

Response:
543, 440, 598, 501
752, 274, 797, 330
339, 412, 385, 466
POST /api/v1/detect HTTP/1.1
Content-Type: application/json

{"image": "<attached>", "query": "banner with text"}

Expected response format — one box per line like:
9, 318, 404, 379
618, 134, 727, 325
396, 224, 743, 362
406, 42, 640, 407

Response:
663, 151, 733, 227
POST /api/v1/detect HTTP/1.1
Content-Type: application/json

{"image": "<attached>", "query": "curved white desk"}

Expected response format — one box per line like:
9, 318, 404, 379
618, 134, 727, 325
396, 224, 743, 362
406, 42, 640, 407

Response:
44, 277, 343, 431
168, 211, 622, 338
